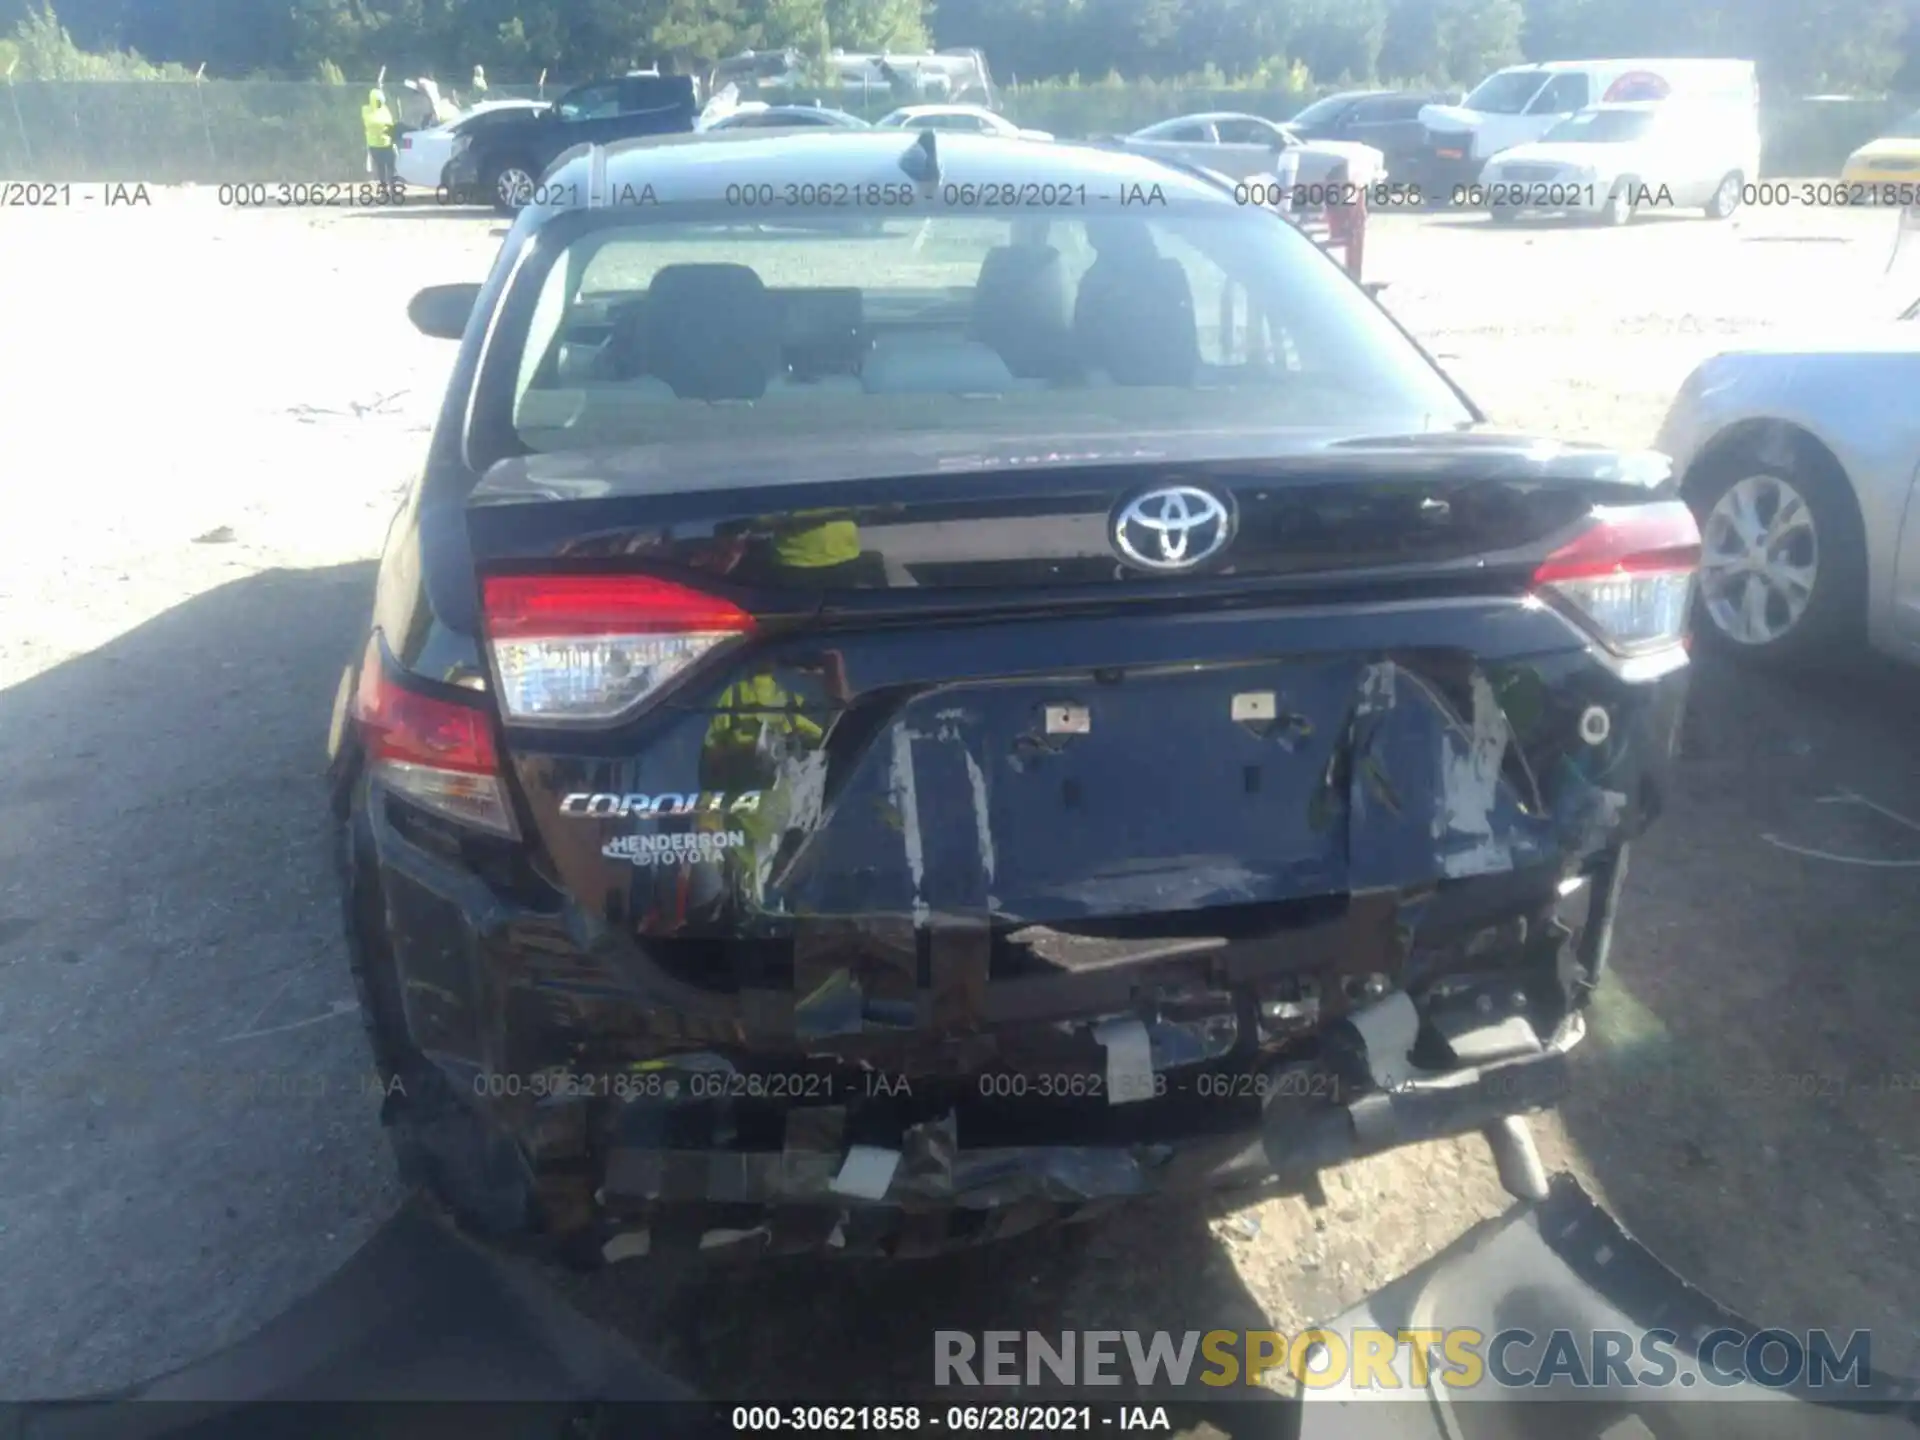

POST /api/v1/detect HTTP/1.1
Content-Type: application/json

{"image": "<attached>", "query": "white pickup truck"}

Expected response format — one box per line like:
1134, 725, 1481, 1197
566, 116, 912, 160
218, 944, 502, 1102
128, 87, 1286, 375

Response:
1109, 111, 1387, 189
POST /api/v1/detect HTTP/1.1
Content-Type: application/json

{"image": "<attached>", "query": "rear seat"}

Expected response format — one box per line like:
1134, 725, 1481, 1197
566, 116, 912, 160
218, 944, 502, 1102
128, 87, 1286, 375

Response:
1075, 254, 1200, 387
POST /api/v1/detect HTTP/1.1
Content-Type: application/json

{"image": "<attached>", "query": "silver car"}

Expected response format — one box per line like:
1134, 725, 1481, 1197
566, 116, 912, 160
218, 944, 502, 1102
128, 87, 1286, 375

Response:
1654, 296, 1920, 664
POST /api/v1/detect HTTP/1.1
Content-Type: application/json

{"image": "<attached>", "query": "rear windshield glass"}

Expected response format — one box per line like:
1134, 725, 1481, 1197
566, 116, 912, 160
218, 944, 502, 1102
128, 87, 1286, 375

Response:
494, 208, 1471, 459
1287, 95, 1355, 127
1464, 69, 1546, 115
1542, 110, 1656, 143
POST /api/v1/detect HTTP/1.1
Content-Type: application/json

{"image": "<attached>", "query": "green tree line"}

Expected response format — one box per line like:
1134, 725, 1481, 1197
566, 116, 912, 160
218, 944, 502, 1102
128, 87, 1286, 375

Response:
1, 0, 1915, 94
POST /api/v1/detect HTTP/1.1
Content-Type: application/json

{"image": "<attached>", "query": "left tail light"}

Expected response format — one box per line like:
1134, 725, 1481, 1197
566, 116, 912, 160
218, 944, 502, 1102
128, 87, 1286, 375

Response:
482, 573, 755, 725
1532, 501, 1701, 656
352, 635, 518, 836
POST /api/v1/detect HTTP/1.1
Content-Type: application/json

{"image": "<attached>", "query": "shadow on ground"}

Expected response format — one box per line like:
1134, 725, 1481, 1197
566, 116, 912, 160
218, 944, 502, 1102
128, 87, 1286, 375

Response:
0, 562, 403, 1398
561, 1190, 1292, 1404
1555, 649, 1920, 1374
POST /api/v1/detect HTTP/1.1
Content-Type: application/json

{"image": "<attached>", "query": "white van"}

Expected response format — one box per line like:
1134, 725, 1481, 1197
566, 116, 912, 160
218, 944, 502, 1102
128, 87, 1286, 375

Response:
1413, 58, 1758, 197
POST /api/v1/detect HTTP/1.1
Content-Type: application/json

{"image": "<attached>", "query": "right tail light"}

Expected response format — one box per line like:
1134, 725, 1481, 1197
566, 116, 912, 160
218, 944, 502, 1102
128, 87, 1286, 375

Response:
1532, 501, 1701, 656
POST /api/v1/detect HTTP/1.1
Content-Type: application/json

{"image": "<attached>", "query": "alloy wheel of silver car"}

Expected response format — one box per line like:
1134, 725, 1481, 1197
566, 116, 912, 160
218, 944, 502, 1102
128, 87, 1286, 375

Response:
1707, 173, 1741, 218
495, 167, 536, 209
1699, 472, 1819, 646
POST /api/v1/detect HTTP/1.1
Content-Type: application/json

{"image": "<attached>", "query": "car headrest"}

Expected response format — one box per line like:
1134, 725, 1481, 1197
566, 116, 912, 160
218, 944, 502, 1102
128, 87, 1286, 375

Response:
1076, 256, 1198, 386
968, 245, 1075, 380
603, 299, 652, 380
640, 263, 780, 400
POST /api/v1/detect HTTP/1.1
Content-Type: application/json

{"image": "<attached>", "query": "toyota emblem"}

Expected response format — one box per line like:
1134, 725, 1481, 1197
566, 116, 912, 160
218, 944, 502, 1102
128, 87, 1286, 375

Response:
1111, 485, 1234, 572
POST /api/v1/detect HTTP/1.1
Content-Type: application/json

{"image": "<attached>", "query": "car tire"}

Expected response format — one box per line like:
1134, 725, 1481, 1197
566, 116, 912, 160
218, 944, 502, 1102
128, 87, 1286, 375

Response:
1682, 436, 1867, 665
484, 156, 539, 214
1489, 204, 1520, 225
1598, 181, 1637, 226
1704, 171, 1743, 219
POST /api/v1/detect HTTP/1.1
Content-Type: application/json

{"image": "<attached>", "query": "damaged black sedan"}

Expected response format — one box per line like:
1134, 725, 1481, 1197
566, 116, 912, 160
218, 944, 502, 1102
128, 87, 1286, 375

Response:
328, 128, 1697, 1260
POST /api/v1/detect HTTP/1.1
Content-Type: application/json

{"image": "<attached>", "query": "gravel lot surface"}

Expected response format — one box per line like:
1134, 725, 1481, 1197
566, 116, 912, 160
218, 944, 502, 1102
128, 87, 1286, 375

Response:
1, 190, 1916, 1400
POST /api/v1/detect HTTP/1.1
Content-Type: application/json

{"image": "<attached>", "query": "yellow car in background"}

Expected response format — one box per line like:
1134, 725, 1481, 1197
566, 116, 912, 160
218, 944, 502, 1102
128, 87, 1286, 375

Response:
1842, 107, 1920, 184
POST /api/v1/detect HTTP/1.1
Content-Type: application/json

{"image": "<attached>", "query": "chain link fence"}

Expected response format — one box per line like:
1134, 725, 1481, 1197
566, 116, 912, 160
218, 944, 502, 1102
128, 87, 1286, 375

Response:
0, 80, 554, 182
0, 78, 1909, 182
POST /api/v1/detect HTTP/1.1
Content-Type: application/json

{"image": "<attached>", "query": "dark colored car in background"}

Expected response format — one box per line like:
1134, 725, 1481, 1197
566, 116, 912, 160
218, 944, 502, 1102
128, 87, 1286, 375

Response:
1286, 88, 1457, 186
443, 73, 700, 212
330, 128, 1697, 1262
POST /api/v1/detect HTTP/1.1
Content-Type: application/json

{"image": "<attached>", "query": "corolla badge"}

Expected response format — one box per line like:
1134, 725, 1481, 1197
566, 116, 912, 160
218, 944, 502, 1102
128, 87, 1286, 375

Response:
1111, 485, 1233, 571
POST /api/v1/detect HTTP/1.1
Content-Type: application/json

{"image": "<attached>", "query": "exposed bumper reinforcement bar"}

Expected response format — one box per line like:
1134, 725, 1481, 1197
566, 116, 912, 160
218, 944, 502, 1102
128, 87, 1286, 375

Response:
1257, 1013, 1579, 1186
594, 1014, 1582, 1257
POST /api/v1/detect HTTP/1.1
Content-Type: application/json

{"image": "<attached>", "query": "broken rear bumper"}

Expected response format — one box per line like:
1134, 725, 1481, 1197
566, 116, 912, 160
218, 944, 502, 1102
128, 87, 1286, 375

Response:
339, 701, 1640, 1257
581, 1008, 1582, 1258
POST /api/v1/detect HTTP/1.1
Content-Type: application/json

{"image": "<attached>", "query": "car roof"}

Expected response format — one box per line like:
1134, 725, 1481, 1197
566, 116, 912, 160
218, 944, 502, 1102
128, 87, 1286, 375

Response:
535, 129, 1233, 210
727, 104, 859, 118
1170, 111, 1275, 125
1311, 89, 1408, 103
886, 103, 994, 116
1501, 58, 1750, 73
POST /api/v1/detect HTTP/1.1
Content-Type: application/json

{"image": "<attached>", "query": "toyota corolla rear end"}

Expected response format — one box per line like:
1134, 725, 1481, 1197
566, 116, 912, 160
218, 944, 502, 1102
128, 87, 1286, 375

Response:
330, 136, 1696, 1260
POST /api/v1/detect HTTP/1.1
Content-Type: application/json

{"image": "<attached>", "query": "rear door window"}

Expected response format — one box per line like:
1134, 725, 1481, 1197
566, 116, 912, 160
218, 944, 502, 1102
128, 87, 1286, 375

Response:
557, 84, 623, 122
1215, 117, 1281, 145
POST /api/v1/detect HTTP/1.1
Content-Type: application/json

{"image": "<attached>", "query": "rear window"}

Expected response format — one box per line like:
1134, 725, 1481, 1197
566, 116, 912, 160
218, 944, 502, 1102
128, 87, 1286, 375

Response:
489, 208, 1471, 462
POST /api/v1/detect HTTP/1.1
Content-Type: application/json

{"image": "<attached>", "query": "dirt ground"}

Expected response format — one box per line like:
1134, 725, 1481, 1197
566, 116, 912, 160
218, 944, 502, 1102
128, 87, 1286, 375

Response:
0, 189, 1916, 1400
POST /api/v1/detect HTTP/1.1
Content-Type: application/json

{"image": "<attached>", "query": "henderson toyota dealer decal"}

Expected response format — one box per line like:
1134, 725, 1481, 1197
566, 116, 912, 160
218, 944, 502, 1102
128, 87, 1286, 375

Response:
602, 831, 749, 866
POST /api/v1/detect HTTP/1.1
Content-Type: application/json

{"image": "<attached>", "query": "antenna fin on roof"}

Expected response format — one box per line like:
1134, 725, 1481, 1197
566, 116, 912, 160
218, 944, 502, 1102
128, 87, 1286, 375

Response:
900, 128, 940, 184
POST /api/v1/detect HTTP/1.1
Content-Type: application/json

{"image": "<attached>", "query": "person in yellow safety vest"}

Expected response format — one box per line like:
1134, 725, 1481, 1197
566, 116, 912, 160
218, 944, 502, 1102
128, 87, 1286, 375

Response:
362, 88, 397, 187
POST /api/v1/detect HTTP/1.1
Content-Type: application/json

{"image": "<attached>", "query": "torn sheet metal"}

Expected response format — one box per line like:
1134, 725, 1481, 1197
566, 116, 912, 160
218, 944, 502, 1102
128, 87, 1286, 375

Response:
791, 915, 920, 1040
600, 1141, 1174, 1209
829, 1146, 901, 1199
899, 1111, 959, 1196
887, 724, 931, 926
929, 926, 989, 1030
1346, 660, 1559, 892
1435, 671, 1516, 878
1093, 1016, 1157, 1104
601, 1230, 651, 1263
780, 1105, 846, 1195
699, 1224, 771, 1250
751, 654, 1624, 939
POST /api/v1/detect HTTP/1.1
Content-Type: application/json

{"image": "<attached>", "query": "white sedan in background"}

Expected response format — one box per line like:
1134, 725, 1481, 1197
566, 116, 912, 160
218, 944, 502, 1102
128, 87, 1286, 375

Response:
395, 99, 550, 190
874, 104, 1052, 141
